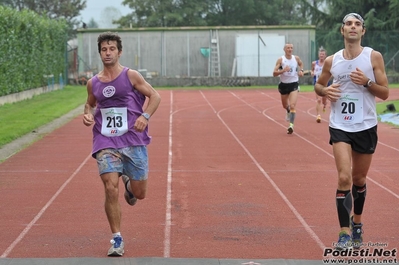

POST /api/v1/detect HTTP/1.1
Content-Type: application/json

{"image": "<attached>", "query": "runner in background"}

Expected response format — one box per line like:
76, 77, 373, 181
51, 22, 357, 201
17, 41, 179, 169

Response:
311, 47, 330, 123
273, 43, 305, 134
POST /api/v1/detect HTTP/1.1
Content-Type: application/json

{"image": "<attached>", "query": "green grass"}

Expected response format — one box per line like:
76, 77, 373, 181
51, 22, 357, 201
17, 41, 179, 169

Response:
0, 84, 398, 148
0, 86, 87, 147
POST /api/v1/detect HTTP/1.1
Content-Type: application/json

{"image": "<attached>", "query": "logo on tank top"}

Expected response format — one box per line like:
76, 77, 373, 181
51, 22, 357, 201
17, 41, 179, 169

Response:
103, 86, 116, 98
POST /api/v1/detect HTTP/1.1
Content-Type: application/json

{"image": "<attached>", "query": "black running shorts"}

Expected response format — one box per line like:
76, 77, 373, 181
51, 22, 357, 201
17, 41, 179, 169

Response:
278, 82, 299, 95
329, 125, 378, 154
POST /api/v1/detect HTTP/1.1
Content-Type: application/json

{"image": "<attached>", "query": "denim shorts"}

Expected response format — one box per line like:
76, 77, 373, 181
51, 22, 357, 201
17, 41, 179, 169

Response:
95, 146, 148, 181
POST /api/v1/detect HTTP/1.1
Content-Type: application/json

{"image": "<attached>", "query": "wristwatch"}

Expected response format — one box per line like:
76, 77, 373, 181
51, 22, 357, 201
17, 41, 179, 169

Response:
141, 112, 150, 120
363, 79, 372, 88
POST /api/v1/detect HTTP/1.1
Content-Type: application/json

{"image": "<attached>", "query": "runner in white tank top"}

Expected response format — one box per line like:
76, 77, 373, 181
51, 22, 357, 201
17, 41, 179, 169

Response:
311, 47, 329, 123
314, 13, 389, 251
272, 43, 304, 134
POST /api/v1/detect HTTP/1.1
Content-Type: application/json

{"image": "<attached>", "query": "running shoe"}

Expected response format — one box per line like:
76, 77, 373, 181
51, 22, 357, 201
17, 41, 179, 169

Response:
107, 236, 124, 256
287, 125, 294, 134
122, 175, 137, 206
335, 231, 352, 250
316, 115, 321, 123
351, 216, 363, 249
323, 104, 326, 112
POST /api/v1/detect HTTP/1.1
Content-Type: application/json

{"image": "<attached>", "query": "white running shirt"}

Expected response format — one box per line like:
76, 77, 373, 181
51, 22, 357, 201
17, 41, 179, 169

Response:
313, 60, 323, 83
330, 47, 376, 132
280, 55, 299, 84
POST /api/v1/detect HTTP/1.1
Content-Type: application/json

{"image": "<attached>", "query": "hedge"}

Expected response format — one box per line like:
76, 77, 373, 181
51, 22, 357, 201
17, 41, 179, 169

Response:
0, 6, 68, 96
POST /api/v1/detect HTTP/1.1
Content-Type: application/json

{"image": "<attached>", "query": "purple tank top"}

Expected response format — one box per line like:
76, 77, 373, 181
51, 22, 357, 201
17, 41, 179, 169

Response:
91, 67, 151, 157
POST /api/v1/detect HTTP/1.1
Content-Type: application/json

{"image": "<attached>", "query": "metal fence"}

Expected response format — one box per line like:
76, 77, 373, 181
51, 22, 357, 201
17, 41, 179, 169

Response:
70, 27, 399, 86
73, 26, 316, 81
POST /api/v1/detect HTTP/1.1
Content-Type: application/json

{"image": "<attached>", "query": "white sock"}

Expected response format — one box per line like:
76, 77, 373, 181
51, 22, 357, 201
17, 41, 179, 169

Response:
112, 232, 121, 238
126, 180, 133, 193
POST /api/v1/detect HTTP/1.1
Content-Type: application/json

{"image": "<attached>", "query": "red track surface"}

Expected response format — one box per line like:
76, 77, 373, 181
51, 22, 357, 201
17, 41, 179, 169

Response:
0, 89, 398, 260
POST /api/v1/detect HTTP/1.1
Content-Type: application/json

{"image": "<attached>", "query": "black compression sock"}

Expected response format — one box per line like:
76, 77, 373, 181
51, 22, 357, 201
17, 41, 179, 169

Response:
352, 184, 366, 216
336, 190, 352, 228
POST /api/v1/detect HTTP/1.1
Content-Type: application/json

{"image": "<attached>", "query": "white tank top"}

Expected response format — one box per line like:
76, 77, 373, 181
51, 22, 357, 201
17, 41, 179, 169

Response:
280, 55, 299, 83
313, 60, 323, 83
330, 47, 376, 132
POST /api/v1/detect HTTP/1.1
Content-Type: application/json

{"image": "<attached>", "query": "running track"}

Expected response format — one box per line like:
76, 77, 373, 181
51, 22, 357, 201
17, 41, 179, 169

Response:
0, 89, 398, 264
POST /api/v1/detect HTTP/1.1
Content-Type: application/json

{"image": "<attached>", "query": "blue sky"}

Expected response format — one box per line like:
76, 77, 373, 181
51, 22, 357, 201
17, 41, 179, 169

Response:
79, 0, 131, 28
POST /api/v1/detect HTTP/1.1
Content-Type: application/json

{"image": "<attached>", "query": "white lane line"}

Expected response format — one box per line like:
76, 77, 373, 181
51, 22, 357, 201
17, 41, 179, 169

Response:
244, 91, 399, 199
163, 90, 174, 258
201, 91, 327, 250
1, 154, 92, 258
163, 91, 219, 257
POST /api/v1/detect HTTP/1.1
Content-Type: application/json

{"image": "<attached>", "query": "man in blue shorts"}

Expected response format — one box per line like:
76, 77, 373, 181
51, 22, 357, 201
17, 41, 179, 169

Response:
83, 31, 161, 256
314, 13, 389, 250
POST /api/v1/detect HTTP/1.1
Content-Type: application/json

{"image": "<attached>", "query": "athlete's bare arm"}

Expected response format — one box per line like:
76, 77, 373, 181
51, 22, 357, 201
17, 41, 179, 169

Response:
83, 78, 96, 126
314, 56, 341, 102
296, 56, 304, 77
128, 69, 161, 132
367, 50, 389, 100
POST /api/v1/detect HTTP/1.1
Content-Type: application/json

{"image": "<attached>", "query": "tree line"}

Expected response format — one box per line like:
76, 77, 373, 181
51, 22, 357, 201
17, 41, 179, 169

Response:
2, 0, 398, 32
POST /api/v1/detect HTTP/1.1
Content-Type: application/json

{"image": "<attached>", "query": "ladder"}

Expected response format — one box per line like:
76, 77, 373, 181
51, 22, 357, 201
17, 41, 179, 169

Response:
209, 29, 221, 77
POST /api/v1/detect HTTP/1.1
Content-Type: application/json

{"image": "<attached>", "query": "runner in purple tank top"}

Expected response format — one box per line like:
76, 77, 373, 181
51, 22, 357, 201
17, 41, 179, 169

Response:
83, 31, 161, 257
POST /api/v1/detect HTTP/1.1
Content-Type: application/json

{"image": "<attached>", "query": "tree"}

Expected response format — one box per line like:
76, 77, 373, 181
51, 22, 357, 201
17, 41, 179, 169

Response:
87, 18, 99, 29
316, 0, 399, 64
100, 6, 122, 28
296, 0, 328, 26
117, 0, 178, 27
117, 0, 208, 27
205, 0, 258, 26
0, 0, 87, 39
117, 0, 312, 27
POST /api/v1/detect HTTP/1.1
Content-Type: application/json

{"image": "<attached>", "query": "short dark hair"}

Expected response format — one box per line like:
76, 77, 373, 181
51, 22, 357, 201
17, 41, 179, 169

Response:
97, 31, 122, 53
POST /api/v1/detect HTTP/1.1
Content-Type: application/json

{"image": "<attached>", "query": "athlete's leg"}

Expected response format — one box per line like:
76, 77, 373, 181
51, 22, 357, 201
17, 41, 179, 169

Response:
316, 94, 322, 116
288, 90, 298, 111
280, 93, 290, 110
129, 179, 147, 199
123, 146, 149, 200
322, 96, 328, 111
351, 152, 372, 224
101, 172, 122, 233
288, 90, 299, 124
316, 94, 322, 122
95, 149, 124, 233
332, 141, 353, 234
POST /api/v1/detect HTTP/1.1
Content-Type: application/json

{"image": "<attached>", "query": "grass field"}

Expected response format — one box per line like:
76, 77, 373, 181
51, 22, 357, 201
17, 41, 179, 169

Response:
0, 86, 86, 147
0, 85, 398, 148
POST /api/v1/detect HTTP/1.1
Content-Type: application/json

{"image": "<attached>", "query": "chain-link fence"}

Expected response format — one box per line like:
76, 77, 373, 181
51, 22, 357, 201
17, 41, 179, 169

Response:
74, 27, 316, 81
69, 28, 399, 86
